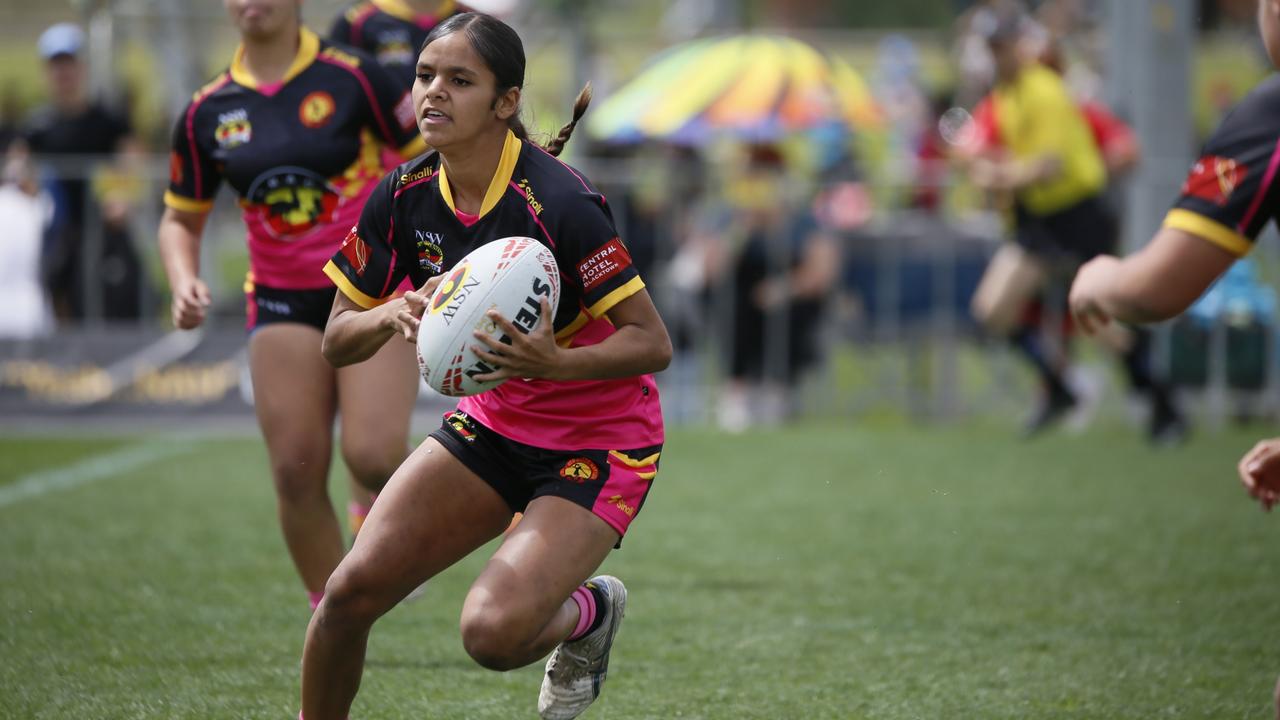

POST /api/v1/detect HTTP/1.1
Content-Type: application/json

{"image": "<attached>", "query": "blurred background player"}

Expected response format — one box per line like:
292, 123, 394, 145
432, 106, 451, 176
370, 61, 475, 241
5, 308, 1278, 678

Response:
329, 0, 471, 90
301, 13, 670, 720
958, 6, 1183, 442
157, 0, 426, 611
24, 22, 149, 325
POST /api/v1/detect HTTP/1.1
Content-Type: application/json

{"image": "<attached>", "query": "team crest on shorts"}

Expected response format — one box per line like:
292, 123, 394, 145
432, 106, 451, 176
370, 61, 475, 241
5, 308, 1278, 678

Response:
447, 410, 476, 442
559, 458, 599, 483
299, 91, 336, 129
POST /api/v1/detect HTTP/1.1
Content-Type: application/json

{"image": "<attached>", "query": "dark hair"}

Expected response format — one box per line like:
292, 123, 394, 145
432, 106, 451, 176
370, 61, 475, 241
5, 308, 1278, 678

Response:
420, 12, 590, 157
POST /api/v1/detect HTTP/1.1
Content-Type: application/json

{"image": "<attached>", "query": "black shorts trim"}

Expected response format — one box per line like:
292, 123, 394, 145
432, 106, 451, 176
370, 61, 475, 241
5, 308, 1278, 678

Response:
246, 284, 335, 333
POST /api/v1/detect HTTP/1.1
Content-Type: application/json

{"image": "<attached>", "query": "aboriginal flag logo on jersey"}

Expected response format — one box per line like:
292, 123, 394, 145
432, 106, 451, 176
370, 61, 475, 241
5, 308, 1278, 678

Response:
1183, 155, 1247, 206
245, 167, 342, 238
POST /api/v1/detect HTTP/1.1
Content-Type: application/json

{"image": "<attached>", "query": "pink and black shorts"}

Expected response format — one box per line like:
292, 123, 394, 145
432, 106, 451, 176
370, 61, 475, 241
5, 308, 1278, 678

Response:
430, 409, 660, 541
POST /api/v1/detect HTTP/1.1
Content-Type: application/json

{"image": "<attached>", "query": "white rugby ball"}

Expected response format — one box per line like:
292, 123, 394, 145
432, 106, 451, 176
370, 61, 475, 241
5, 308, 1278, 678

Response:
416, 237, 560, 397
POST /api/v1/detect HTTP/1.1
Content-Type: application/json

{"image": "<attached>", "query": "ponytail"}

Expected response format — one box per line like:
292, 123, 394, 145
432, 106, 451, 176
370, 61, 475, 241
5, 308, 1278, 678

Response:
541, 84, 592, 157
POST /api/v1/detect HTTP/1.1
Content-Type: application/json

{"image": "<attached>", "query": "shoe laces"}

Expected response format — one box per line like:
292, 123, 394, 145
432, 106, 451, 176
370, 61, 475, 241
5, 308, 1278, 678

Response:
548, 646, 591, 682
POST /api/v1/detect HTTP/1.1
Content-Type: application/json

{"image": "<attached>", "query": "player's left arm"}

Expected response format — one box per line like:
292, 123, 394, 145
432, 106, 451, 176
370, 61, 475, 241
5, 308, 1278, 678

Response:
471, 288, 672, 382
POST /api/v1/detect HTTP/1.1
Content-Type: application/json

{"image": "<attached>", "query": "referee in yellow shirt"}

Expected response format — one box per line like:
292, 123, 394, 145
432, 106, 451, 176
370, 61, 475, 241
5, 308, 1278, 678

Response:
963, 7, 1184, 442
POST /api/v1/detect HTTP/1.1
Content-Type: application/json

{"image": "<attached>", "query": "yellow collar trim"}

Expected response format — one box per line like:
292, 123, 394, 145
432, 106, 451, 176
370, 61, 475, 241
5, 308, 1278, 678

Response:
438, 129, 521, 221
230, 27, 320, 91
372, 0, 455, 23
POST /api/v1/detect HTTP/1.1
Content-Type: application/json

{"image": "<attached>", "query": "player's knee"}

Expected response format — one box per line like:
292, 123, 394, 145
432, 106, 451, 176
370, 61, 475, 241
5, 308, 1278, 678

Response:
341, 440, 405, 491
269, 450, 328, 504
459, 609, 527, 671
320, 564, 393, 629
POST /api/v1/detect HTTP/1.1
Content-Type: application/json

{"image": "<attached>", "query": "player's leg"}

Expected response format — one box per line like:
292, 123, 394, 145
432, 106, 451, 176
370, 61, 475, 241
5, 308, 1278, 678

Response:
248, 324, 340, 606
460, 447, 658, 719
459, 497, 619, 671
300, 437, 513, 720
970, 242, 1046, 336
335, 337, 418, 535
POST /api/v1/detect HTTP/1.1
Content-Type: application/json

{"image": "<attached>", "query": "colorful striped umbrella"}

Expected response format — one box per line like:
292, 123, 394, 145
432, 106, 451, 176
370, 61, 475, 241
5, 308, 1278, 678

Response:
589, 35, 880, 144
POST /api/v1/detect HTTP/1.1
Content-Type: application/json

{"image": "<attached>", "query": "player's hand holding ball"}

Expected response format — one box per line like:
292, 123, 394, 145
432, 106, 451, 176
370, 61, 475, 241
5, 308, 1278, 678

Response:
391, 276, 442, 344
1238, 438, 1280, 511
471, 296, 561, 383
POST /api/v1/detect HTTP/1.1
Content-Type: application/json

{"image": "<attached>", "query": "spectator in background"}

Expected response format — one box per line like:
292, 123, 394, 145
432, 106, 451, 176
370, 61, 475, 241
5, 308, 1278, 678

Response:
24, 22, 149, 324
710, 144, 840, 431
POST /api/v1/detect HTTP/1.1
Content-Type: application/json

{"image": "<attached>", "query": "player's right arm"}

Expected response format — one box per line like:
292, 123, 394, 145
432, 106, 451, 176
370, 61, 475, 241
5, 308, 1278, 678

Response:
158, 207, 211, 329
159, 96, 222, 330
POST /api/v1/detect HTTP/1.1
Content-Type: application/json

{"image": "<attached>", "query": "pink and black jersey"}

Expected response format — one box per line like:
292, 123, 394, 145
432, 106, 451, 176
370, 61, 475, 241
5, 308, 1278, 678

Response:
165, 28, 424, 290
324, 130, 663, 450
329, 0, 469, 92
1164, 74, 1280, 257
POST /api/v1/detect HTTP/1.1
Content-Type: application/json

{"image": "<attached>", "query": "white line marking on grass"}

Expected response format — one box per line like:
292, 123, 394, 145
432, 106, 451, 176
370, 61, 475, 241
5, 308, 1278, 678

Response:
0, 442, 190, 508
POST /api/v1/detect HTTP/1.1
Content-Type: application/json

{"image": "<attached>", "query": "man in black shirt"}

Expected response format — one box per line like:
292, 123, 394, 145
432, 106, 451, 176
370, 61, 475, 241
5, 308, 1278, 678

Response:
25, 22, 148, 322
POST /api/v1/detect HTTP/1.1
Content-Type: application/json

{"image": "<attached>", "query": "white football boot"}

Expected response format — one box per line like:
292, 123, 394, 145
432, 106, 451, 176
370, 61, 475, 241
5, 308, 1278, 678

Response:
537, 575, 627, 720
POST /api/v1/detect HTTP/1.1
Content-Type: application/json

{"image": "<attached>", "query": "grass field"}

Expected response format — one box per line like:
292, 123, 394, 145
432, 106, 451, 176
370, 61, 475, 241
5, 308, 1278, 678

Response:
2, 420, 1279, 719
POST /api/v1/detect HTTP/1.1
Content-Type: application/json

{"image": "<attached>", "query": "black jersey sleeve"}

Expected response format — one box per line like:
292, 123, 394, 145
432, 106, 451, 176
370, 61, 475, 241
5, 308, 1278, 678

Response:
1164, 78, 1280, 257
163, 97, 221, 214
554, 191, 646, 320
323, 170, 406, 308
361, 53, 424, 157
327, 6, 356, 47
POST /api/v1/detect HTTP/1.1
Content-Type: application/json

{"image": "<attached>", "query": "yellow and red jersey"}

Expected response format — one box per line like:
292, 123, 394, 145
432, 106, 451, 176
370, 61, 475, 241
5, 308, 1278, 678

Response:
970, 63, 1106, 216
165, 28, 425, 289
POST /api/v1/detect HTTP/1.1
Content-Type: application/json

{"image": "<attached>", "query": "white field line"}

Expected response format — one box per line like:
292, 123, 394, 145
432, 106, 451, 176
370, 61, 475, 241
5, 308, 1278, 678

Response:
0, 442, 191, 508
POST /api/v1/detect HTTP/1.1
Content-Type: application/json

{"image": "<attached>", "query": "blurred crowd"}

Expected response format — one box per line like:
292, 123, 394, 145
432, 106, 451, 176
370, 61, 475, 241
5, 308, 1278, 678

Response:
0, 0, 1270, 433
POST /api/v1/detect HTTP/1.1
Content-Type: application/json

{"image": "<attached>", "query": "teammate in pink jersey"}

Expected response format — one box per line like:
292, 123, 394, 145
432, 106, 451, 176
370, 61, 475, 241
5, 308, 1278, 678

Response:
158, 0, 425, 611
301, 13, 671, 720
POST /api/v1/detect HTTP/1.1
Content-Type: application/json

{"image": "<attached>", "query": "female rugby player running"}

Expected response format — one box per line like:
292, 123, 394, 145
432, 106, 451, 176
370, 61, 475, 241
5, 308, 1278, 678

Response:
158, 0, 424, 610
301, 12, 671, 720
1069, 0, 1280, 712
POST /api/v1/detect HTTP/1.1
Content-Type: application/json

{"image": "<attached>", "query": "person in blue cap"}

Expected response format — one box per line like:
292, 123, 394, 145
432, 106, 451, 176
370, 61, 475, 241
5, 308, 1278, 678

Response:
24, 22, 149, 322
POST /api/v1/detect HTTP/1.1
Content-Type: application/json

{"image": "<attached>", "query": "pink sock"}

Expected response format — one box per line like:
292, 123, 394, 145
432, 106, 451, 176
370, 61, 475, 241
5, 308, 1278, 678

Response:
308, 591, 324, 611
566, 585, 597, 641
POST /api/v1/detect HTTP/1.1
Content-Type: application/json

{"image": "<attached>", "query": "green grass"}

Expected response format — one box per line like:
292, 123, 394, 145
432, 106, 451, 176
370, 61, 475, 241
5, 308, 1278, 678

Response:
2, 421, 1278, 719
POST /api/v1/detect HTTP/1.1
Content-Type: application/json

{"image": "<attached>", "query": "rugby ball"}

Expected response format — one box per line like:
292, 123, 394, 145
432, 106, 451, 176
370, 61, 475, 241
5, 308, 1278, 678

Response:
416, 237, 560, 397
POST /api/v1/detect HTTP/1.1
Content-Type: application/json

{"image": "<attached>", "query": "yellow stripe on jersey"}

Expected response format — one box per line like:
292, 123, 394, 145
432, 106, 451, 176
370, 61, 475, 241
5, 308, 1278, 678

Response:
554, 310, 590, 348
323, 260, 389, 309
438, 129, 520, 220
1163, 208, 1253, 257
587, 276, 646, 319
163, 191, 214, 214
231, 27, 320, 91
